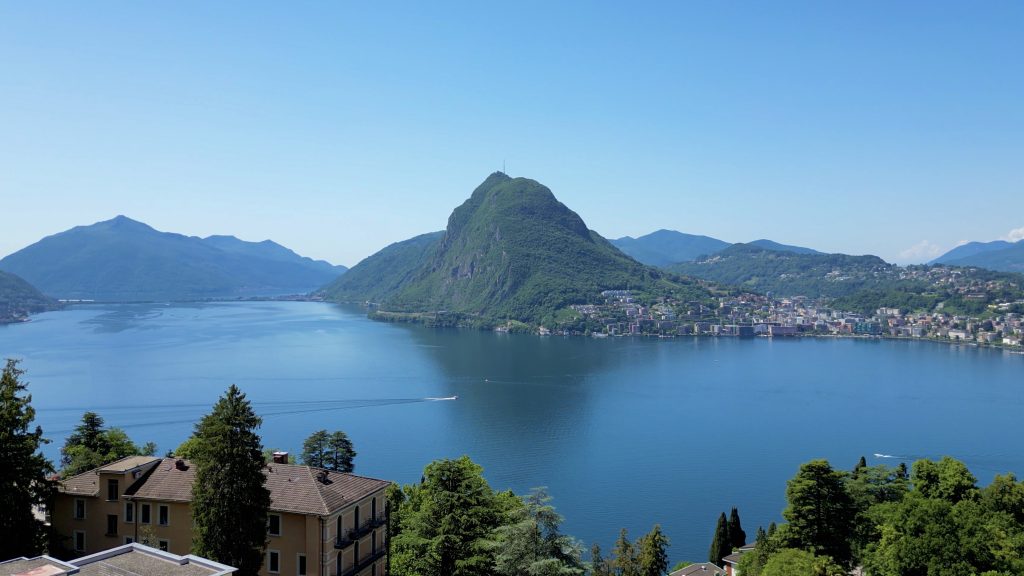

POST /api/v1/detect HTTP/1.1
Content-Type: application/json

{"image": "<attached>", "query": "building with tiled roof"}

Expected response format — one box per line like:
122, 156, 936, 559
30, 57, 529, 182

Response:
51, 455, 390, 576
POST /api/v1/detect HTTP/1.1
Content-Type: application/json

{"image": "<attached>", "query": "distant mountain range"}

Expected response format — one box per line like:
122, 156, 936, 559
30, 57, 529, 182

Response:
930, 239, 1024, 273
610, 230, 820, 267
0, 216, 347, 301
0, 270, 58, 322
322, 173, 711, 326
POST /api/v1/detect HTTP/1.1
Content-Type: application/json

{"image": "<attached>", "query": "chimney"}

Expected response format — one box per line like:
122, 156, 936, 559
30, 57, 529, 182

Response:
272, 451, 289, 464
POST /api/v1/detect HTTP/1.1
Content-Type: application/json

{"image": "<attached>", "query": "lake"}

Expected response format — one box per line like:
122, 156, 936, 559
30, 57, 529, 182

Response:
2, 301, 1022, 563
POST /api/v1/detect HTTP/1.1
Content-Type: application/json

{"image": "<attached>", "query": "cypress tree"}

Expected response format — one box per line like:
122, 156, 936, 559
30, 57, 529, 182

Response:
708, 512, 730, 565
0, 359, 54, 559
853, 456, 867, 477
728, 507, 746, 549
191, 385, 271, 576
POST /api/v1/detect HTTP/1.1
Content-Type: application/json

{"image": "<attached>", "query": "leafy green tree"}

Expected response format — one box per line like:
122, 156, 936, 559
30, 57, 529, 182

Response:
727, 508, 746, 549
301, 429, 356, 472
981, 473, 1024, 523
783, 460, 856, 565
737, 524, 789, 576
0, 359, 54, 558
390, 456, 506, 576
761, 549, 844, 576
60, 411, 155, 476
191, 385, 271, 576
637, 524, 669, 576
173, 435, 202, 459
492, 488, 584, 576
708, 512, 730, 565
912, 456, 979, 503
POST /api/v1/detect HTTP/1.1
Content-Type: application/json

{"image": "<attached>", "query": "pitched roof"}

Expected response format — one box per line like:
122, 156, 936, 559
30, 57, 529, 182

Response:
669, 563, 726, 576
0, 556, 76, 576
115, 458, 389, 516
721, 552, 744, 565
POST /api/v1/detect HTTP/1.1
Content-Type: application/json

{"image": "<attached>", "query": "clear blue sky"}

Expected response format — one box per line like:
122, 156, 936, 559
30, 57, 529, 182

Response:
2, 1, 1021, 266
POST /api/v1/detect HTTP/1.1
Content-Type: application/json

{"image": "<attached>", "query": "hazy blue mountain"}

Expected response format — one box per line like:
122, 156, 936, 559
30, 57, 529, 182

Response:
611, 230, 731, 267
747, 239, 822, 255
0, 270, 58, 322
322, 173, 710, 326
930, 240, 1016, 265
939, 240, 1024, 273
0, 216, 347, 301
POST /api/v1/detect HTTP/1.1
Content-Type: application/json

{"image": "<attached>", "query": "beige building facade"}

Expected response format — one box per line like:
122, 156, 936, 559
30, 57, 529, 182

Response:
53, 456, 390, 576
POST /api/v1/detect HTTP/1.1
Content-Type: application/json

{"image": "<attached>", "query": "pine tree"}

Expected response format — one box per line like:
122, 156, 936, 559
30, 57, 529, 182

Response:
191, 385, 271, 576
853, 456, 867, 478
591, 543, 613, 576
301, 429, 356, 472
613, 528, 640, 576
637, 524, 669, 576
708, 512, 730, 566
0, 359, 54, 559
728, 507, 746, 549
60, 411, 154, 476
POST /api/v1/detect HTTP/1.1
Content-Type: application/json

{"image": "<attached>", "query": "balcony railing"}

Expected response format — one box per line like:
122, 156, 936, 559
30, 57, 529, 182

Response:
334, 514, 387, 549
339, 548, 386, 576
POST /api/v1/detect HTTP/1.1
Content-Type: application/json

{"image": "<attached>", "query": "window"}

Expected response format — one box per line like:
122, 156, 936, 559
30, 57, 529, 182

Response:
267, 550, 280, 574
353, 504, 360, 529
297, 554, 307, 576
354, 540, 360, 562
74, 498, 86, 520
371, 530, 376, 554
107, 479, 119, 501
74, 530, 85, 552
371, 497, 377, 519
372, 564, 377, 576
268, 513, 281, 536
158, 504, 169, 526
125, 502, 134, 523
336, 552, 342, 575
124, 537, 134, 545
158, 539, 169, 552
107, 514, 118, 536
140, 503, 151, 524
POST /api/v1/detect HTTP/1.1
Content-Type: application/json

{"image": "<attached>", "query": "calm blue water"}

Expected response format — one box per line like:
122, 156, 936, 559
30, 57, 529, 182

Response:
2, 302, 1022, 562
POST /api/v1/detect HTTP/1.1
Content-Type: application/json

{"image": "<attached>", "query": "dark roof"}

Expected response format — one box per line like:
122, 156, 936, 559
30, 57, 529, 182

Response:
87, 458, 389, 516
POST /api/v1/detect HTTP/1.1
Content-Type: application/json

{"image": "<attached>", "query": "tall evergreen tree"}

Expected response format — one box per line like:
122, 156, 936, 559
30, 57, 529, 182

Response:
612, 528, 640, 576
708, 512, 730, 565
590, 543, 613, 576
0, 359, 54, 559
492, 488, 584, 576
191, 385, 271, 576
637, 524, 669, 576
853, 456, 867, 477
728, 507, 746, 549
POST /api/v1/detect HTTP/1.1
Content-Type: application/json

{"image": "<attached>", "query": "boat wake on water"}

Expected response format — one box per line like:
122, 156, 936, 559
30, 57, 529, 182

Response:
425, 396, 458, 401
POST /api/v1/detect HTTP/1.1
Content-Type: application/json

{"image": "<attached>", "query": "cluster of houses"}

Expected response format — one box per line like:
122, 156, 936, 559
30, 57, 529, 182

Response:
562, 290, 1023, 349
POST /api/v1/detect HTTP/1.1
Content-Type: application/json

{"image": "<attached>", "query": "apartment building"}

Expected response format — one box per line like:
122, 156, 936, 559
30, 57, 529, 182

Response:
52, 455, 390, 576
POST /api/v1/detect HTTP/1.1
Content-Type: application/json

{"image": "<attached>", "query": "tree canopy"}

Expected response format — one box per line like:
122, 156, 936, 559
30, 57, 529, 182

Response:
190, 385, 271, 576
0, 359, 54, 559
300, 429, 356, 472
60, 411, 156, 476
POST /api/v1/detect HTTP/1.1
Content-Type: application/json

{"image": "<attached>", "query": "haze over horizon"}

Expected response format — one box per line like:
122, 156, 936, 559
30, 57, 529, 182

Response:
2, 2, 1021, 266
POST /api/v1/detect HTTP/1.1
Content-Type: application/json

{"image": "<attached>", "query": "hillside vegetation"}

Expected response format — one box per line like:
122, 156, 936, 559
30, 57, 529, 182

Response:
323, 173, 712, 326
0, 270, 57, 322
